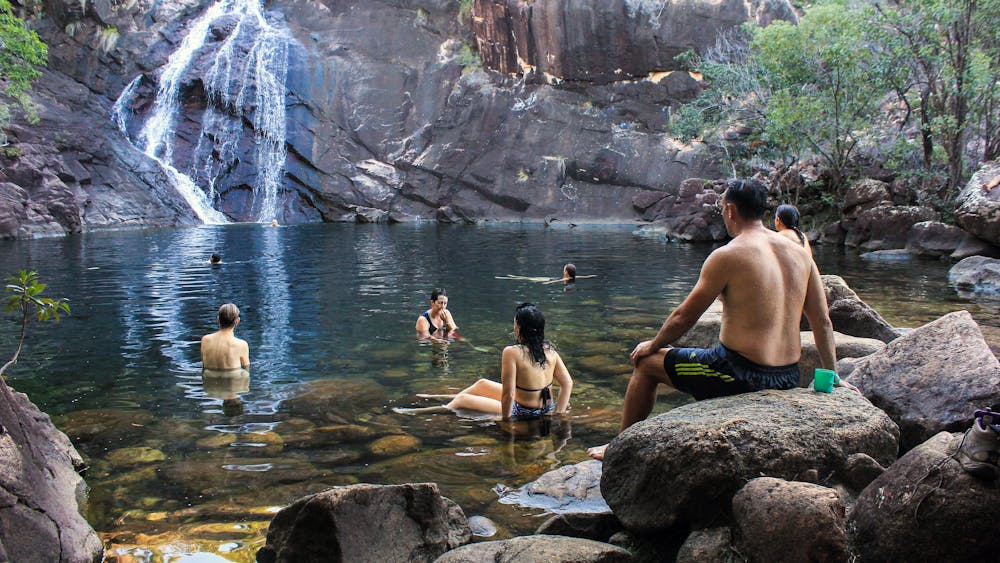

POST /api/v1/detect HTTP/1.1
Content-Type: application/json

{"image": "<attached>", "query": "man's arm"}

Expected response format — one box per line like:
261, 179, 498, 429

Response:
802, 263, 835, 370
240, 339, 250, 369
632, 250, 729, 363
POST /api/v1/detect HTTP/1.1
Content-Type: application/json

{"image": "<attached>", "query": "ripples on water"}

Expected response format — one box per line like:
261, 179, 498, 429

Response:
0, 223, 995, 560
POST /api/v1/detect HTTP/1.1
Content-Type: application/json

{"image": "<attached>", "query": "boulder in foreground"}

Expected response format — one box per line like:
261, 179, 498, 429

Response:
257, 483, 470, 562
601, 388, 898, 532
848, 432, 1000, 561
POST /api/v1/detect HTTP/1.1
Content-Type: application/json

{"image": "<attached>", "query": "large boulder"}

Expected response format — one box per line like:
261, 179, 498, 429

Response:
0, 386, 103, 562
798, 332, 884, 387
951, 232, 1000, 259
842, 179, 892, 216
819, 275, 899, 343
847, 310, 1000, 451
845, 204, 940, 250
905, 221, 967, 258
955, 160, 1000, 246
600, 388, 898, 532
470, 0, 796, 83
848, 432, 1000, 561
949, 255, 1000, 294
731, 478, 847, 563
257, 483, 471, 562
638, 178, 728, 241
435, 535, 632, 563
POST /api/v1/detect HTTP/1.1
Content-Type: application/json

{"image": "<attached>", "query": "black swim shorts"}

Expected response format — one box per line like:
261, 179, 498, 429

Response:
664, 343, 800, 400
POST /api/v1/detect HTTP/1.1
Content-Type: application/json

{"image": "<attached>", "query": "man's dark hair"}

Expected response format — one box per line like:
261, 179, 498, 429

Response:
210, 253, 222, 264
564, 263, 576, 280
218, 303, 239, 328
724, 179, 768, 220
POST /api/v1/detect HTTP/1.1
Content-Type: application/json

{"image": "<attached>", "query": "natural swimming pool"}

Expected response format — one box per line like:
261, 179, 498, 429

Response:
0, 223, 995, 560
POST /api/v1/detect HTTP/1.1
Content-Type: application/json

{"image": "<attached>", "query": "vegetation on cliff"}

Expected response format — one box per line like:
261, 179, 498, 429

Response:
0, 0, 47, 144
674, 0, 999, 211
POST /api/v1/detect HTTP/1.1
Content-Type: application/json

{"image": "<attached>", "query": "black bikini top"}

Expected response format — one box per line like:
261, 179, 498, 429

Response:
516, 382, 552, 405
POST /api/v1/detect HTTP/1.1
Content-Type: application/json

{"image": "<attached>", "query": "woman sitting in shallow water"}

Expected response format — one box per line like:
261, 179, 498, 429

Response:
401, 303, 573, 421
775, 204, 812, 256
415, 288, 459, 339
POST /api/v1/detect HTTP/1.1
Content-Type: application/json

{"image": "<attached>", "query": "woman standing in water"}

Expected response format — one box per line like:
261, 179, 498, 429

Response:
404, 303, 573, 421
775, 204, 812, 256
415, 288, 459, 338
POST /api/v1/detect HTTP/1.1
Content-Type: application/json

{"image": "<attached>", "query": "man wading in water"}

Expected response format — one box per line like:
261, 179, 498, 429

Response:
588, 179, 859, 460
201, 303, 250, 371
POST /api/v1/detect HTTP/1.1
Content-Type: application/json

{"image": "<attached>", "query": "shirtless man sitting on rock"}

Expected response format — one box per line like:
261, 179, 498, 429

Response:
201, 303, 250, 371
588, 179, 859, 460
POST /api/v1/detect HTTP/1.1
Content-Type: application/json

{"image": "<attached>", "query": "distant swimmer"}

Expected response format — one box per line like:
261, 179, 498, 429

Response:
416, 288, 459, 339
209, 253, 222, 264
201, 303, 250, 371
495, 263, 596, 284
269, 219, 279, 227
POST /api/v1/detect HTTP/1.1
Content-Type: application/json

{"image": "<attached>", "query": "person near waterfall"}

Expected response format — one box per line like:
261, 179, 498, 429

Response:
201, 303, 250, 371
587, 179, 859, 461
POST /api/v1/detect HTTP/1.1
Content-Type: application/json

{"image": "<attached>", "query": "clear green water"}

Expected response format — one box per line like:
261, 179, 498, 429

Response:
0, 223, 995, 561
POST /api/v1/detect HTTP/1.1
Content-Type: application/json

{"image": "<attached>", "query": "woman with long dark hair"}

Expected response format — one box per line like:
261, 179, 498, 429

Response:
775, 204, 812, 256
402, 303, 573, 420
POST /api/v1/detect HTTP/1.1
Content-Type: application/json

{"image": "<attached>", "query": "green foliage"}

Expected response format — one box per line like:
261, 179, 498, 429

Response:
871, 0, 1000, 197
1, 270, 70, 378
0, 0, 47, 134
456, 42, 481, 72
96, 24, 119, 53
457, 0, 474, 24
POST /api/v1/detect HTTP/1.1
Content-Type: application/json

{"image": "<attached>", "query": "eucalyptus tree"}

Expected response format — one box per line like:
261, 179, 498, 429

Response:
674, 1, 902, 193
872, 0, 1000, 197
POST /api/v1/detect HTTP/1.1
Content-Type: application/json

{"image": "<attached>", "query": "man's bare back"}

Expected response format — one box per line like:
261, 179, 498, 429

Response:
714, 227, 817, 366
201, 331, 250, 371
201, 303, 250, 371
587, 179, 850, 461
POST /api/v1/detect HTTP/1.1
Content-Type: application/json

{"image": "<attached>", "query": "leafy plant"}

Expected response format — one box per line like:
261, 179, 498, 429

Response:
456, 41, 481, 72
0, 270, 69, 450
0, 0, 48, 132
1, 270, 70, 379
96, 25, 119, 53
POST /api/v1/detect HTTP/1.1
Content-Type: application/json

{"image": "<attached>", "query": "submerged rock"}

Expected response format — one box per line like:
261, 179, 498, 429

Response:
600, 388, 898, 532
499, 459, 609, 514
436, 534, 631, 563
257, 483, 470, 562
847, 310, 1000, 451
106, 446, 167, 468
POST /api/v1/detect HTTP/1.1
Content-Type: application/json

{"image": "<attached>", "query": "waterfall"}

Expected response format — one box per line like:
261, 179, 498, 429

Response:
111, 0, 291, 224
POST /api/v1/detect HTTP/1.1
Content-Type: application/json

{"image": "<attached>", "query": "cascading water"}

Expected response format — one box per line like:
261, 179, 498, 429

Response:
111, 0, 291, 224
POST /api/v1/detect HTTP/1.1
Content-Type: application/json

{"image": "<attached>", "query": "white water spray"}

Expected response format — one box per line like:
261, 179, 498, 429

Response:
112, 0, 291, 223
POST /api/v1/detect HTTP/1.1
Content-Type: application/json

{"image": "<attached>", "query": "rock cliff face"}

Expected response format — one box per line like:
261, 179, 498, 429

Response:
0, 0, 793, 237
0, 386, 103, 562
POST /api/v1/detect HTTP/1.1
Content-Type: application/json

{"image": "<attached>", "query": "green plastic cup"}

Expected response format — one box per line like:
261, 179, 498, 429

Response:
813, 368, 840, 393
